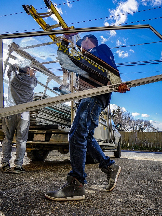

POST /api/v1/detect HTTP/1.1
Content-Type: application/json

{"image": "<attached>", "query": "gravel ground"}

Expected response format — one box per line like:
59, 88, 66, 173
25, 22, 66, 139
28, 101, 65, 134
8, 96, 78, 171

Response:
0, 148, 162, 216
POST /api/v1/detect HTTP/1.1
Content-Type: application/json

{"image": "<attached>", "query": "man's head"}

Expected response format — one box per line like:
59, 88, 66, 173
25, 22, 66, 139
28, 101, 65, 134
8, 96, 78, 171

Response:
77, 34, 98, 50
19, 66, 30, 74
19, 66, 35, 77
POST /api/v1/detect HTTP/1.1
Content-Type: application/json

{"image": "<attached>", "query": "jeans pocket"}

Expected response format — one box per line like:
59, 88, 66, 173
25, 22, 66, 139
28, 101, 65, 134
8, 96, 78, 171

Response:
90, 102, 102, 127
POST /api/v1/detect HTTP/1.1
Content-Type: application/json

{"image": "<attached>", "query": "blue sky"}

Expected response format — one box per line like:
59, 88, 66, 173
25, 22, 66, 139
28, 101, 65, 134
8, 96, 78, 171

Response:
1, 0, 162, 130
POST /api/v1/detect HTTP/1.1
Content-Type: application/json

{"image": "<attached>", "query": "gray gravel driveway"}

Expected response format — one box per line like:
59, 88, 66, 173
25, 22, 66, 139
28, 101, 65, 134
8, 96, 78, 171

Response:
0, 148, 162, 216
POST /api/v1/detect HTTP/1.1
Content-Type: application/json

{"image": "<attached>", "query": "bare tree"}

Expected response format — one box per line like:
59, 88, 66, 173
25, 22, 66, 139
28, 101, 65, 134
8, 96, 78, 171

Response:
112, 106, 158, 132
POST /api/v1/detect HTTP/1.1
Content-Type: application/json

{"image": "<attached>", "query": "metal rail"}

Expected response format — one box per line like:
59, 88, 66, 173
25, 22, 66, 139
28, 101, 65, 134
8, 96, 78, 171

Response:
0, 25, 162, 40
0, 74, 162, 118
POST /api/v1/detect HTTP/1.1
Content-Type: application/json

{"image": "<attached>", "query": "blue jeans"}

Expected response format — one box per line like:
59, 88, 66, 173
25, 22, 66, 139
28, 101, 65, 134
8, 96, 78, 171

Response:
69, 97, 115, 184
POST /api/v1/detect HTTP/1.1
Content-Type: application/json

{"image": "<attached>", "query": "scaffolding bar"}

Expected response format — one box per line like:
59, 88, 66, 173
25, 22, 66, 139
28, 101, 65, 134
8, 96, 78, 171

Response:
0, 39, 3, 108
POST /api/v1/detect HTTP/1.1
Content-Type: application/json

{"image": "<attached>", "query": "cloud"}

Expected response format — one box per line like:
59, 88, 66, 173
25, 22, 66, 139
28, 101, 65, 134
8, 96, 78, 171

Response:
110, 30, 117, 37
132, 112, 140, 117
104, 21, 117, 39
129, 49, 134, 53
141, 0, 148, 5
104, 21, 109, 27
20, 37, 35, 44
100, 30, 116, 43
66, 0, 72, 7
116, 38, 129, 47
121, 107, 127, 112
100, 35, 108, 43
3, 39, 13, 46
110, 104, 127, 112
150, 120, 162, 131
154, 0, 162, 5
141, 0, 162, 6
116, 50, 128, 58
116, 40, 122, 46
49, 6, 63, 23
3, 42, 11, 61
141, 114, 150, 118
110, 104, 118, 111
108, 0, 139, 26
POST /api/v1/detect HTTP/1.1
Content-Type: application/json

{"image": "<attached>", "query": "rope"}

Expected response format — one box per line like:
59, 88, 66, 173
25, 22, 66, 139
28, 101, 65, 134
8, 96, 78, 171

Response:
0, 0, 81, 18
117, 59, 162, 67
1, 4, 162, 34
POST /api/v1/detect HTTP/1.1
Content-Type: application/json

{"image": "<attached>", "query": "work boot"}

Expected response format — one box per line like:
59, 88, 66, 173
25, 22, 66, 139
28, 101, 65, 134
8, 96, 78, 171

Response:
2, 163, 11, 173
45, 175, 85, 201
102, 164, 121, 191
12, 166, 25, 174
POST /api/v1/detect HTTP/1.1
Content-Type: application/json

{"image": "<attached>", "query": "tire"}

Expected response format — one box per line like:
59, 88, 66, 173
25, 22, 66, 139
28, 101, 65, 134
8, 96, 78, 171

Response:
58, 147, 69, 154
27, 150, 49, 161
114, 140, 121, 158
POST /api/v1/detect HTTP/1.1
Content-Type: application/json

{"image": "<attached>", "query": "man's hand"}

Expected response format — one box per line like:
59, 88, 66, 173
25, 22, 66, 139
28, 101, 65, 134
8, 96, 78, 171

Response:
117, 83, 130, 93
63, 28, 78, 40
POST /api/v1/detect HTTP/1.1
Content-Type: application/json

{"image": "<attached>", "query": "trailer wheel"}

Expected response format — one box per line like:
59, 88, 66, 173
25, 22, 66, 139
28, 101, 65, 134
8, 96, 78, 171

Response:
114, 139, 121, 158
27, 150, 49, 161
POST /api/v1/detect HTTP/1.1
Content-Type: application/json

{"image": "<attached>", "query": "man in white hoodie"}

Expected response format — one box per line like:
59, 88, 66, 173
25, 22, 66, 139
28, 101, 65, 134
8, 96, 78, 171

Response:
1, 65, 37, 173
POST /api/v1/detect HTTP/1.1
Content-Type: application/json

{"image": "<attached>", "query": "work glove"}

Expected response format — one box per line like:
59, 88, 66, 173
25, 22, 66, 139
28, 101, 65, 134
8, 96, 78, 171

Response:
117, 83, 130, 93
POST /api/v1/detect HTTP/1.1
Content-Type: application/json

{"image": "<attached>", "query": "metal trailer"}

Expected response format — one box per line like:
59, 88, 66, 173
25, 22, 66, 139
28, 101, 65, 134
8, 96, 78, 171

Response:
0, 97, 122, 162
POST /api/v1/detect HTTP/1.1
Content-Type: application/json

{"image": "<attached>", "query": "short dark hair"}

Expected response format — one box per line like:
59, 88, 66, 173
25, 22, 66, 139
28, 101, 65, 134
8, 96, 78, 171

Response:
76, 34, 98, 47
19, 66, 30, 73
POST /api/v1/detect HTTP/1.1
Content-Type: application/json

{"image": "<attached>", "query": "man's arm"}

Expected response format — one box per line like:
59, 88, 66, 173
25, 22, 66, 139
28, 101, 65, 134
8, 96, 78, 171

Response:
27, 68, 37, 88
57, 49, 89, 78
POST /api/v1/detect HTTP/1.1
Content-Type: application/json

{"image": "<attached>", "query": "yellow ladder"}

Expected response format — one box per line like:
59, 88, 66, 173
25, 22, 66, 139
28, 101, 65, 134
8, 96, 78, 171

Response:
22, 0, 74, 45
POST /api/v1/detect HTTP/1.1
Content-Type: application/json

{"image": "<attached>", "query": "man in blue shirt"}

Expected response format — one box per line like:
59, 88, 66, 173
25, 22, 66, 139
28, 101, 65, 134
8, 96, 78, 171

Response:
45, 34, 129, 201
